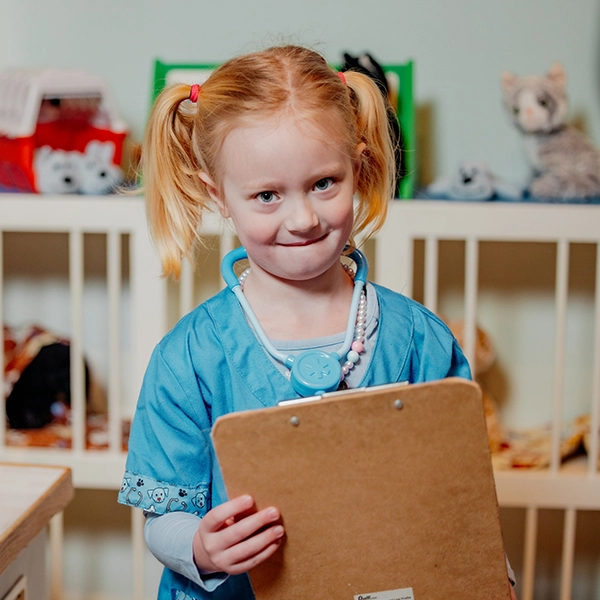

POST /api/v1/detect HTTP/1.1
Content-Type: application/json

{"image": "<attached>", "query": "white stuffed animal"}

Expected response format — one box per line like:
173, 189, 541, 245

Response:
33, 146, 79, 194
73, 140, 123, 195
427, 162, 523, 201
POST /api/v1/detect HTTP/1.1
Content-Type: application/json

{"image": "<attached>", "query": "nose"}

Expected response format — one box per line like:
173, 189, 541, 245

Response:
285, 195, 319, 233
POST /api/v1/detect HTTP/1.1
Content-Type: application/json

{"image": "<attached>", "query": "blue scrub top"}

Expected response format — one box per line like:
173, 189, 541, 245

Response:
118, 283, 471, 600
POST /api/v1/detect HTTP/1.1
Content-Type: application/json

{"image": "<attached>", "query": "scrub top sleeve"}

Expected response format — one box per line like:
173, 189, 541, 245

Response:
408, 303, 472, 383
118, 344, 212, 517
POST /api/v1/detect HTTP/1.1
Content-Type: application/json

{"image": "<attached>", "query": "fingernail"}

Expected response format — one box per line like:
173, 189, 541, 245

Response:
274, 526, 284, 537
268, 508, 279, 520
242, 495, 253, 507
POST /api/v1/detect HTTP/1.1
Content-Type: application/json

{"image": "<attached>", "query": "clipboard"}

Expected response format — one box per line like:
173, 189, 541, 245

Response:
211, 378, 511, 600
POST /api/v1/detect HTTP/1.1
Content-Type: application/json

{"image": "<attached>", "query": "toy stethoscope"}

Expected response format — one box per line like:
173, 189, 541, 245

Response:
221, 246, 368, 397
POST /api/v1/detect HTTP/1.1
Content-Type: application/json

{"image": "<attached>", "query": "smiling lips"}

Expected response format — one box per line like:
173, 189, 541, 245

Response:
280, 233, 329, 247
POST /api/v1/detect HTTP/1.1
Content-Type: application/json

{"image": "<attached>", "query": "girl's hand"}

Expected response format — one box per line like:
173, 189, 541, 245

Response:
192, 494, 284, 575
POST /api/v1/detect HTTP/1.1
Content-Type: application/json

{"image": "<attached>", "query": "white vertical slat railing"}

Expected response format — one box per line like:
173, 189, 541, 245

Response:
179, 258, 195, 316
132, 506, 146, 600
463, 237, 479, 370
69, 229, 86, 453
49, 512, 64, 600
521, 506, 538, 600
590, 243, 600, 477
551, 240, 569, 473
560, 508, 577, 600
107, 230, 122, 452
424, 236, 438, 315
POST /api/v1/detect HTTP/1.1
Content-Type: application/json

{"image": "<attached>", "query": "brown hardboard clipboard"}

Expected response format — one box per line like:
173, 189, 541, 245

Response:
211, 378, 511, 600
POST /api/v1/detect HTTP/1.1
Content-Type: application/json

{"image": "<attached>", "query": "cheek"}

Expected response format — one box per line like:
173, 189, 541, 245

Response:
329, 191, 355, 228
231, 213, 278, 245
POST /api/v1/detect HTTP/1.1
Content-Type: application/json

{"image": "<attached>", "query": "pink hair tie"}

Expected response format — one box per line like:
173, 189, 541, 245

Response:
337, 71, 347, 85
189, 84, 201, 103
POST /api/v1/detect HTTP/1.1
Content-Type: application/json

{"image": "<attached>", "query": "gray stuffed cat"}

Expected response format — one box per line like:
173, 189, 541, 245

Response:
501, 63, 600, 201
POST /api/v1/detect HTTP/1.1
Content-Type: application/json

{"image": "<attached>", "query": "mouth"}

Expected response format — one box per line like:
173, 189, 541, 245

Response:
280, 233, 329, 247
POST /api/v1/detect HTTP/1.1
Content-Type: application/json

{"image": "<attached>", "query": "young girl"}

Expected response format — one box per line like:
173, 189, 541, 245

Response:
118, 45, 512, 600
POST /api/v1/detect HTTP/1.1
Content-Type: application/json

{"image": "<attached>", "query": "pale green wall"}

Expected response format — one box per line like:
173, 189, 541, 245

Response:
2, 3, 600, 598
2, 0, 599, 186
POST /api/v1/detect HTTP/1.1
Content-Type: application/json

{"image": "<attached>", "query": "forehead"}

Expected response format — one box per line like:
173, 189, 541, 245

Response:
217, 113, 351, 178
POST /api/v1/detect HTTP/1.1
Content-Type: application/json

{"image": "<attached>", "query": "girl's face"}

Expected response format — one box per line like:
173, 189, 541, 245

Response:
204, 115, 357, 284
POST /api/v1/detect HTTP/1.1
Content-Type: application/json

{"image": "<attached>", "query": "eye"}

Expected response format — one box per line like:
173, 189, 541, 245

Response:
257, 191, 276, 204
538, 97, 548, 108
512, 106, 520, 115
314, 177, 334, 191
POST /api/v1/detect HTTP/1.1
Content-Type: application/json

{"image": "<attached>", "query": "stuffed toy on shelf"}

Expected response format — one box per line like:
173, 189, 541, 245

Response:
426, 161, 523, 201
501, 62, 600, 202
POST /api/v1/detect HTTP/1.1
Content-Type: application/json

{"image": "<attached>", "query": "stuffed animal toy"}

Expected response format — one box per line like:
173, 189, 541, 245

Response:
447, 320, 505, 453
449, 320, 597, 469
33, 146, 79, 194
501, 63, 600, 201
427, 161, 523, 201
4, 324, 90, 429
341, 52, 404, 196
73, 140, 124, 195
33, 141, 123, 195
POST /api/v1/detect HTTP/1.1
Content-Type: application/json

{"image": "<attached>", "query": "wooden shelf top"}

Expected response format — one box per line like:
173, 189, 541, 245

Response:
0, 463, 74, 574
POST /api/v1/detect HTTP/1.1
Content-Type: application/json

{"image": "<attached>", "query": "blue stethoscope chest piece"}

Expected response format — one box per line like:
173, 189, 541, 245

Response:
289, 350, 343, 396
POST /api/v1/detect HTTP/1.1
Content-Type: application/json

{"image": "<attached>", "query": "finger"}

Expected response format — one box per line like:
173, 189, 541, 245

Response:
223, 525, 285, 575
215, 506, 282, 549
201, 495, 255, 533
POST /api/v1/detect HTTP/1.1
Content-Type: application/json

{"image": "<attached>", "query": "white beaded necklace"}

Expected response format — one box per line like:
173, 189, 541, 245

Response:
238, 264, 367, 386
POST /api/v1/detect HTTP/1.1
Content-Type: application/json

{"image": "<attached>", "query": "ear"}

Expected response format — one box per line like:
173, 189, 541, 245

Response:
199, 172, 230, 218
99, 141, 115, 162
85, 140, 100, 157
353, 142, 367, 188
547, 62, 566, 89
501, 71, 517, 92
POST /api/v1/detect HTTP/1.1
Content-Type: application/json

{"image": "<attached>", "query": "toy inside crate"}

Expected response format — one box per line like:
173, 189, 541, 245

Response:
151, 58, 415, 199
0, 68, 127, 194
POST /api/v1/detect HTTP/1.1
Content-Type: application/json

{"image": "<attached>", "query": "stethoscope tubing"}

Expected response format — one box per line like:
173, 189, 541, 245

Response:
221, 246, 368, 370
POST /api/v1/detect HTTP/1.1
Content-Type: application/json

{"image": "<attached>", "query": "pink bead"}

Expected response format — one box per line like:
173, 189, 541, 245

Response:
351, 341, 364, 354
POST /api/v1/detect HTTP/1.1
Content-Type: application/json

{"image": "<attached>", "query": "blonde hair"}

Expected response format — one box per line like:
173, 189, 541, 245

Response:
143, 45, 397, 278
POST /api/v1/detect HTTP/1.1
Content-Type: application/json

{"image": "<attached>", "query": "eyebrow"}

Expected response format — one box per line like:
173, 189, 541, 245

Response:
241, 163, 349, 192
240, 179, 279, 192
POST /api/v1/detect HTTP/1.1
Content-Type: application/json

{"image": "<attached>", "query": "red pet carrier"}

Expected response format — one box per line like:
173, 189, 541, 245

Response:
0, 68, 127, 193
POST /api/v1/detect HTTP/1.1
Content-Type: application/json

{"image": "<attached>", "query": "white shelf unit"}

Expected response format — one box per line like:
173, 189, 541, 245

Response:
0, 194, 166, 488
374, 200, 600, 600
0, 195, 598, 599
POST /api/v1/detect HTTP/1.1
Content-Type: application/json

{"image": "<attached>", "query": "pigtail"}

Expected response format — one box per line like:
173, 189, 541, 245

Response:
142, 84, 209, 279
344, 70, 397, 240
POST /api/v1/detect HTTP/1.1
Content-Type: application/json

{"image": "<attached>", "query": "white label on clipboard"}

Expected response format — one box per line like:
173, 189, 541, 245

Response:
353, 587, 414, 600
